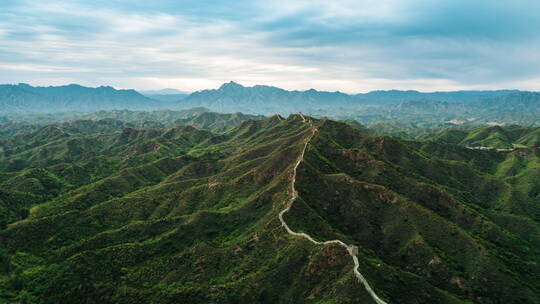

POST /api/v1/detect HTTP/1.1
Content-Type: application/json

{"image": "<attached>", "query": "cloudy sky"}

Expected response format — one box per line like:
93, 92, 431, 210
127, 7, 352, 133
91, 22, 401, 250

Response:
0, 0, 539, 93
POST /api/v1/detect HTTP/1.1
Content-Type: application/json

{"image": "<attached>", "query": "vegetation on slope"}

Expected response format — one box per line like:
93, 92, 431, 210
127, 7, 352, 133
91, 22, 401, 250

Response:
0, 113, 538, 303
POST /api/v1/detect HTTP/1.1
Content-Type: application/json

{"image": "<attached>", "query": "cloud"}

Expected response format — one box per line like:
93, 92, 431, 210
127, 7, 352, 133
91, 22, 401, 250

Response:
0, 0, 539, 92
254, 0, 540, 84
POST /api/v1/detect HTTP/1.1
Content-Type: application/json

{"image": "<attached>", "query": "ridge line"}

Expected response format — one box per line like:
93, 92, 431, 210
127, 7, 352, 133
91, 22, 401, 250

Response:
278, 115, 389, 304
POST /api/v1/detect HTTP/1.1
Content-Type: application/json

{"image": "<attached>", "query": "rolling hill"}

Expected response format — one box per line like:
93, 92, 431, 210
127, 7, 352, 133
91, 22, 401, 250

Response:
417, 125, 540, 149
0, 114, 539, 303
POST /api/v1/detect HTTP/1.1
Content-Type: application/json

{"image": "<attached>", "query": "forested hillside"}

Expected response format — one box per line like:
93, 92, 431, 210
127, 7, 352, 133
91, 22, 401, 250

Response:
1, 114, 538, 303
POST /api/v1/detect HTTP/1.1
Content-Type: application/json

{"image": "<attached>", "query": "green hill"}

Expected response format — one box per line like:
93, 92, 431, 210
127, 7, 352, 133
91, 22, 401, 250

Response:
0, 115, 539, 303
516, 127, 540, 147
410, 125, 540, 149
460, 126, 513, 148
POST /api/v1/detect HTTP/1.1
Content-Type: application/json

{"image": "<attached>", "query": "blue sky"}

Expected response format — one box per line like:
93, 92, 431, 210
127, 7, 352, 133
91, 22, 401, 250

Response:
0, 0, 539, 92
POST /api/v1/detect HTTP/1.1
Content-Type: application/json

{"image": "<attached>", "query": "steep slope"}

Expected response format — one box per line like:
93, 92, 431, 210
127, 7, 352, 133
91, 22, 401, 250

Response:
460, 126, 513, 148
279, 115, 388, 304
0, 116, 538, 304
1, 115, 379, 304
516, 127, 540, 147
286, 120, 540, 303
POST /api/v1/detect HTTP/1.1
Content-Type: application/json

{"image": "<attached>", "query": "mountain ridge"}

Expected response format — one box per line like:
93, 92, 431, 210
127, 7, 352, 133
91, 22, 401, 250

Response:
0, 83, 159, 114
0, 113, 539, 303
1, 81, 536, 115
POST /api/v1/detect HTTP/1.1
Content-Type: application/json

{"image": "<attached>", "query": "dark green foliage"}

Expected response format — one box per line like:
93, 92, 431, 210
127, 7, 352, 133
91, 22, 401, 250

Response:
0, 112, 538, 303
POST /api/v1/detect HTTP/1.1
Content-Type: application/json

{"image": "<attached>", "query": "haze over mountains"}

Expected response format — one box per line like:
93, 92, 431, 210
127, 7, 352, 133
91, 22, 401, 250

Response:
139, 88, 190, 104
0, 84, 157, 113
1, 82, 535, 115
183, 81, 524, 113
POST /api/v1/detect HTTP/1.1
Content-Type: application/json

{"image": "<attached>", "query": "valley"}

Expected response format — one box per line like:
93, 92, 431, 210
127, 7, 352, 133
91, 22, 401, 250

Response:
1, 110, 539, 303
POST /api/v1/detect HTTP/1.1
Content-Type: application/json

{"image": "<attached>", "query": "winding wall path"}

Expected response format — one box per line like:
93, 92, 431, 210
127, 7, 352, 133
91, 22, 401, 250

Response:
278, 115, 389, 304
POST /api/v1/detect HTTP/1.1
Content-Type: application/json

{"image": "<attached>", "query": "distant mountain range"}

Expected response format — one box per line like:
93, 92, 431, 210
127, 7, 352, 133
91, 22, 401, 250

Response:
360, 89, 520, 104
1, 82, 540, 126
178, 82, 540, 126
179, 81, 357, 114
0, 83, 161, 113
178, 81, 523, 113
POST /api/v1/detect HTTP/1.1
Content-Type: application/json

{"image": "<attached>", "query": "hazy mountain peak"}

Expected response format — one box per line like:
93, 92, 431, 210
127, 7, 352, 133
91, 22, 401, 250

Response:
0, 83, 158, 113
219, 81, 244, 90
96, 85, 116, 91
67, 83, 84, 88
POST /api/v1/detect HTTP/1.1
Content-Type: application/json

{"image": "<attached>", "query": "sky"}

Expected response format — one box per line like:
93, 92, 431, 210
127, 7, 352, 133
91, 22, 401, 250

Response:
0, 0, 539, 93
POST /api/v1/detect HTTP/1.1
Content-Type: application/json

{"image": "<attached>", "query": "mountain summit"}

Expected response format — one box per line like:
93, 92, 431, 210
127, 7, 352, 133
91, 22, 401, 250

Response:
218, 81, 244, 91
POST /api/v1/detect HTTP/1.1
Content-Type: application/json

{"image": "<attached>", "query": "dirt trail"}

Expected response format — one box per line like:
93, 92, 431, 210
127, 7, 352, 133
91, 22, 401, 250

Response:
278, 115, 389, 304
